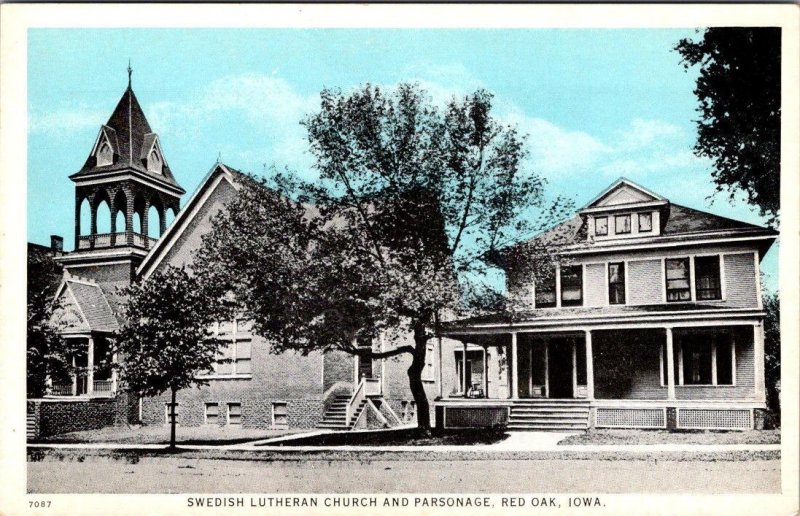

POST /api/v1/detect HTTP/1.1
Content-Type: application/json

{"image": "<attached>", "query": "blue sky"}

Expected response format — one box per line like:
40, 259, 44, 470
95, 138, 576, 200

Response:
27, 28, 778, 292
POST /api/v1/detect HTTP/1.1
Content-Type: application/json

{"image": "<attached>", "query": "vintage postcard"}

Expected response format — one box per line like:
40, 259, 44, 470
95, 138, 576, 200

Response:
1, 3, 798, 515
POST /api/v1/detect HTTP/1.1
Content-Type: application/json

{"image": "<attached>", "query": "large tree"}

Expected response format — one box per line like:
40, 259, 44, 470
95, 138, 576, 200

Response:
676, 28, 781, 225
114, 266, 225, 449
27, 246, 75, 398
196, 84, 569, 430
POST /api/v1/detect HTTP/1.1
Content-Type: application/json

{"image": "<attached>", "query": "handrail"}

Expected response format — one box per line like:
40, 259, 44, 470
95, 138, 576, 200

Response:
346, 378, 367, 426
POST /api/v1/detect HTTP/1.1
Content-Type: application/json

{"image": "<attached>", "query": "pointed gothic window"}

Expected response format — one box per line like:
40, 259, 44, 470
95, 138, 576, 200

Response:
148, 148, 163, 174
96, 140, 113, 166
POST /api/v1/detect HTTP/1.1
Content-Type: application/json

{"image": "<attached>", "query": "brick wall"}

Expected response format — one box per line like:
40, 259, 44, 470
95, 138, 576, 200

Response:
30, 398, 118, 438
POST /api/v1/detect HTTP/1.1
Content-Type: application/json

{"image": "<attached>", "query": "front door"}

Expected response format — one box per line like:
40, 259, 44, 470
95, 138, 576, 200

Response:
547, 340, 574, 398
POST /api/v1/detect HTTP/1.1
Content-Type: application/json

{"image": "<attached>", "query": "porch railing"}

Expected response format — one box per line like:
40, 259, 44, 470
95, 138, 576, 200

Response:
93, 380, 114, 396
346, 378, 368, 426
77, 232, 158, 250
50, 383, 73, 396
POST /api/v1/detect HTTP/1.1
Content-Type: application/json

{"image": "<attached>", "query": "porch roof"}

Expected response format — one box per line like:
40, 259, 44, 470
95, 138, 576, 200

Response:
442, 303, 763, 334
54, 278, 119, 333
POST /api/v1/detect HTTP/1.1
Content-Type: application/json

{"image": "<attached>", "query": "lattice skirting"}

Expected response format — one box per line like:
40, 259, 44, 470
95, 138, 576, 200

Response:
595, 408, 666, 428
677, 408, 753, 430
443, 407, 509, 428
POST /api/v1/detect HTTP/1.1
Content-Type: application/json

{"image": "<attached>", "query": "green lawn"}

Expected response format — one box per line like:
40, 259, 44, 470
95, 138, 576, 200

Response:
558, 429, 781, 446
34, 424, 304, 445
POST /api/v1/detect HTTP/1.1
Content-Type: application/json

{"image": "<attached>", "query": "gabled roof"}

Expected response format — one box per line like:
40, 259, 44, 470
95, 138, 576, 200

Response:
70, 85, 184, 194
137, 162, 243, 278
495, 180, 778, 267
580, 177, 667, 214
53, 278, 119, 333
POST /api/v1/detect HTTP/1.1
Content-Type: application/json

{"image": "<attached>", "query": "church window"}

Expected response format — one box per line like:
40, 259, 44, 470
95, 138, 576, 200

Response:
96, 140, 113, 166
148, 148, 163, 174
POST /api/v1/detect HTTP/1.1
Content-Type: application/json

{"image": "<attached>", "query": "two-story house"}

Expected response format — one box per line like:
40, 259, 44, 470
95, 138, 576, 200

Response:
435, 178, 777, 431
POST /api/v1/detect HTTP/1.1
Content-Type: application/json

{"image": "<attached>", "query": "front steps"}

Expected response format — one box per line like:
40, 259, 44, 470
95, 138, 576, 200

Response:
507, 399, 590, 431
317, 395, 366, 430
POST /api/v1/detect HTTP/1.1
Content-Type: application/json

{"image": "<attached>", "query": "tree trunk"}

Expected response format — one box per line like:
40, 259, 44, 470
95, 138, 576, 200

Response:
408, 323, 431, 432
169, 387, 177, 450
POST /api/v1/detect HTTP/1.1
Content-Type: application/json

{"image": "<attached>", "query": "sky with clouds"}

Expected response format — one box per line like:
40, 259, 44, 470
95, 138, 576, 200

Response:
27, 28, 778, 292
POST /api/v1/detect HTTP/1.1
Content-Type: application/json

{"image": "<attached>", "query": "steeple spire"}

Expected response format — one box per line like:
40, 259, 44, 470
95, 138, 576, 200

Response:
127, 59, 132, 89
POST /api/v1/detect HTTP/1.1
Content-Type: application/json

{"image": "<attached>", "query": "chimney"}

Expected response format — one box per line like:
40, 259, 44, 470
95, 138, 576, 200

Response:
50, 235, 64, 254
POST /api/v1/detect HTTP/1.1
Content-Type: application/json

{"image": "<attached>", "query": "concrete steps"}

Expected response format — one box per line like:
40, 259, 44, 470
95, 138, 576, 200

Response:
508, 399, 590, 431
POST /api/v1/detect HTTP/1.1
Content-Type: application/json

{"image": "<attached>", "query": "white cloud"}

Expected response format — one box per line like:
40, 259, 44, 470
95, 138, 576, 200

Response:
29, 107, 107, 135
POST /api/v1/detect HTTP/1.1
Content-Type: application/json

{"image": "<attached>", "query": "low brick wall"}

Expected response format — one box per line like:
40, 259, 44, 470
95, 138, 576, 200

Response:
28, 398, 118, 439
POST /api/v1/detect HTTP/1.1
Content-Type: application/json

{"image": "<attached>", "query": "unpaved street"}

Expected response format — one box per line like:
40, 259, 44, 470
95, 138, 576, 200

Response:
28, 456, 780, 494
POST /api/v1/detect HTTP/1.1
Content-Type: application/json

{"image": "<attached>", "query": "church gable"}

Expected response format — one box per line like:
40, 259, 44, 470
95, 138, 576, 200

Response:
141, 134, 165, 175
91, 126, 119, 168
52, 285, 90, 335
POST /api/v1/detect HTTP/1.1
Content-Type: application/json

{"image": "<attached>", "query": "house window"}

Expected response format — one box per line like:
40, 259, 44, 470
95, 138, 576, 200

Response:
534, 266, 557, 308
665, 258, 691, 302
205, 403, 219, 424
227, 403, 242, 425
272, 402, 288, 429
595, 216, 608, 236
422, 342, 435, 381
608, 262, 626, 305
695, 255, 722, 300
615, 214, 631, 234
638, 212, 652, 232
679, 334, 735, 386
165, 403, 179, 425
560, 265, 583, 307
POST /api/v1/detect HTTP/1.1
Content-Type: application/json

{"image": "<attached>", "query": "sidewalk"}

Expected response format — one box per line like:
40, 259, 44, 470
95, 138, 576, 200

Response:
27, 430, 781, 454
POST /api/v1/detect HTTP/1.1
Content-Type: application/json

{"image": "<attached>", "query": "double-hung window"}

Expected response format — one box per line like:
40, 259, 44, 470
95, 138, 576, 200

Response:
695, 255, 722, 300
560, 265, 583, 307
665, 258, 691, 302
679, 334, 734, 386
608, 262, 626, 305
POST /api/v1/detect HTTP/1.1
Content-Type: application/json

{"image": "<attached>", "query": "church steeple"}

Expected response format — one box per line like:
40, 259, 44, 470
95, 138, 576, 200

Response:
67, 74, 185, 254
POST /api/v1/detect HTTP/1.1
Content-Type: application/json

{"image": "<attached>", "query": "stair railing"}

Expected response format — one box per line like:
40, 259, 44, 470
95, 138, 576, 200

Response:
346, 377, 368, 426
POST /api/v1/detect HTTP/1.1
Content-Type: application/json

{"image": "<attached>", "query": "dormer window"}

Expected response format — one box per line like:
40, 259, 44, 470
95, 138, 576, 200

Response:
96, 140, 113, 167
615, 214, 631, 234
595, 216, 608, 236
638, 212, 652, 232
148, 148, 163, 174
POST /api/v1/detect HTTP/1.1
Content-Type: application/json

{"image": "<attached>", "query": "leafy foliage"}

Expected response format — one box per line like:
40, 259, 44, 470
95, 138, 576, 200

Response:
27, 246, 75, 398
763, 292, 780, 421
676, 28, 781, 225
114, 266, 226, 447
196, 83, 569, 429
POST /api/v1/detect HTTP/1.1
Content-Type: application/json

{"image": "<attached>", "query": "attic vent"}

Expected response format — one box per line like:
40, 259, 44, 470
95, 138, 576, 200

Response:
148, 148, 163, 174
96, 140, 113, 166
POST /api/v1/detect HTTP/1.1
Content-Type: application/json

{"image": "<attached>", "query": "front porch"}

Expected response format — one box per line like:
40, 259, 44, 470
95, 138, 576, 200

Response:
436, 321, 766, 430
48, 334, 117, 399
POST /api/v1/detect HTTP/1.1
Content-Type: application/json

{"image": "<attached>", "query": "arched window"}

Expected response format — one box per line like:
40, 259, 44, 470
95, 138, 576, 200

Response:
133, 211, 143, 234
113, 190, 127, 233
148, 148, 163, 174
148, 205, 161, 238
79, 199, 91, 236
96, 139, 113, 166
96, 200, 111, 234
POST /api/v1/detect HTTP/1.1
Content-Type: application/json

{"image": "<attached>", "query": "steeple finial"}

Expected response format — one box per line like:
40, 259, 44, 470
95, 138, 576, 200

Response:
127, 59, 132, 88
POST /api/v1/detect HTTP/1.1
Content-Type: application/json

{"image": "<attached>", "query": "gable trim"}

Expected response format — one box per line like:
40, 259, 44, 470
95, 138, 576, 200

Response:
582, 178, 666, 210
137, 163, 240, 279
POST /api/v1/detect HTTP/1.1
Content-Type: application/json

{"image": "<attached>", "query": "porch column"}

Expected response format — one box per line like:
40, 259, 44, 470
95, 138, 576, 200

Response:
571, 338, 578, 398
665, 327, 676, 400
584, 330, 594, 401
437, 336, 443, 398
754, 323, 766, 402
481, 345, 489, 398
510, 332, 519, 399
87, 336, 94, 395
462, 341, 468, 395
111, 351, 118, 393
71, 355, 77, 396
